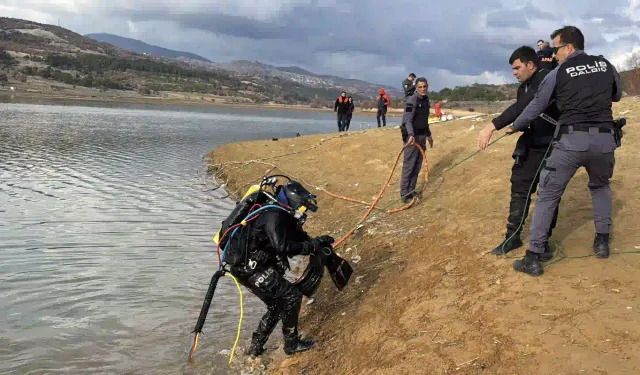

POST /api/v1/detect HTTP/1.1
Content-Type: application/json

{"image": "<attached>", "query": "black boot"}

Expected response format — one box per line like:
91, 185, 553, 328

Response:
284, 336, 315, 355
513, 250, 543, 276
491, 233, 523, 255
246, 332, 268, 357
283, 328, 315, 355
539, 242, 554, 262
593, 233, 610, 259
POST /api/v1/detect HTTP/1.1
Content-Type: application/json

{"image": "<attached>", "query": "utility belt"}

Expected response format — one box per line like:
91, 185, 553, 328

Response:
556, 120, 627, 147
555, 123, 620, 147
558, 125, 614, 135
400, 124, 430, 137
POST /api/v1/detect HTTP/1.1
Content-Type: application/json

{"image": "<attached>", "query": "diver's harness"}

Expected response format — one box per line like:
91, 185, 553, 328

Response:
189, 175, 352, 361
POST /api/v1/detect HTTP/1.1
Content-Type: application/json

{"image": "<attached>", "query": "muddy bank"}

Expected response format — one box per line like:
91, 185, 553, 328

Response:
208, 97, 640, 374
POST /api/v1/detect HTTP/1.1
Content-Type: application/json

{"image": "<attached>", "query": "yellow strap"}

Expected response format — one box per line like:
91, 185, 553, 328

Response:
224, 273, 244, 364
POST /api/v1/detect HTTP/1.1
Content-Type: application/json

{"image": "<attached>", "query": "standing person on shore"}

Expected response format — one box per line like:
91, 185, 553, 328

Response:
345, 96, 355, 131
402, 73, 416, 100
400, 77, 433, 204
508, 26, 622, 276
376, 89, 390, 127
334, 91, 349, 132
476, 46, 560, 260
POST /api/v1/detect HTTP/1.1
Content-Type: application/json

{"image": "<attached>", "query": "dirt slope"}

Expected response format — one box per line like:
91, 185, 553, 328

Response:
208, 97, 640, 375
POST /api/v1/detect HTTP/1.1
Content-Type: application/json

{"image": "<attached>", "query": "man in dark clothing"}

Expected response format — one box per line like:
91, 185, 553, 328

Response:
477, 46, 560, 260
376, 88, 390, 127
345, 96, 355, 131
229, 181, 335, 356
402, 73, 416, 99
508, 26, 622, 276
400, 77, 433, 203
537, 40, 558, 71
334, 91, 349, 131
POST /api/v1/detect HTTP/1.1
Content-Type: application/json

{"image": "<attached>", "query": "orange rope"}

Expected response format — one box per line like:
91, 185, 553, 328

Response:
332, 141, 428, 248
318, 189, 384, 210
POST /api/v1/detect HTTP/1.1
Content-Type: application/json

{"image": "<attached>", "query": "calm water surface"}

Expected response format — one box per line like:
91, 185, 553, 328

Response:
0, 101, 373, 374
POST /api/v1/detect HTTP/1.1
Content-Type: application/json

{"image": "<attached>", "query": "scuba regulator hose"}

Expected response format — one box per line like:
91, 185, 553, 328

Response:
188, 270, 244, 365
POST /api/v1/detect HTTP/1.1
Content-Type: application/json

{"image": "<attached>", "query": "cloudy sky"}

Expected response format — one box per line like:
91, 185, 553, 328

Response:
2, 0, 640, 90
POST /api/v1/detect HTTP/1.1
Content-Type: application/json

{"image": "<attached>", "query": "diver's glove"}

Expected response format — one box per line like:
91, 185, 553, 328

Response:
298, 238, 324, 256
316, 235, 335, 247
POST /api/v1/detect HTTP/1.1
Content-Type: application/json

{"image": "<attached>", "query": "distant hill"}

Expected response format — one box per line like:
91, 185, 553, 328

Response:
82, 34, 403, 99
85, 33, 211, 63
215, 60, 404, 99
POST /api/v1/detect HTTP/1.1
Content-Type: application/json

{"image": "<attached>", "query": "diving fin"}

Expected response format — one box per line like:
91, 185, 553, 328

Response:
325, 252, 353, 291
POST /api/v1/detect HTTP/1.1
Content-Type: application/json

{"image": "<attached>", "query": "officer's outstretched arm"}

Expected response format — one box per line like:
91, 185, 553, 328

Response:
512, 69, 558, 132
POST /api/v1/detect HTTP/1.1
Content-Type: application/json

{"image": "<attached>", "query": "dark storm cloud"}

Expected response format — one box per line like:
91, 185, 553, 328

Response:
4, 0, 640, 88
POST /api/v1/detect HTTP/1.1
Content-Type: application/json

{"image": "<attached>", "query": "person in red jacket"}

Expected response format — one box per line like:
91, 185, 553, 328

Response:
376, 88, 391, 127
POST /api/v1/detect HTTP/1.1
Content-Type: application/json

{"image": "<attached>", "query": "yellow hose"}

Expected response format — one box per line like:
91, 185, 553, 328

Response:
224, 273, 244, 364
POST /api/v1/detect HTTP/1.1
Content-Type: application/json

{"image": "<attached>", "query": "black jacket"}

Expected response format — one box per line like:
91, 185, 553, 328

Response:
512, 51, 622, 132
402, 78, 415, 98
492, 68, 559, 146
537, 47, 557, 71
346, 100, 355, 115
334, 96, 350, 114
401, 93, 431, 137
555, 53, 618, 127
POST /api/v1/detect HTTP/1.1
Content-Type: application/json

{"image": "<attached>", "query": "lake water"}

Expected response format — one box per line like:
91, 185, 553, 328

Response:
0, 100, 374, 374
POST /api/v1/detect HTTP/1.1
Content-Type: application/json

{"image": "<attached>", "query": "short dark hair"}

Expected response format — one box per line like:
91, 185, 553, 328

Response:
550, 26, 584, 50
415, 77, 428, 85
409, 73, 416, 78
509, 46, 538, 66
537, 40, 545, 44
341, 91, 346, 94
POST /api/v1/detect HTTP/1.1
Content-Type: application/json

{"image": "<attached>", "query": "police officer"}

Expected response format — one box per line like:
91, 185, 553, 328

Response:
507, 26, 622, 276
228, 181, 334, 355
536, 40, 558, 71
400, 77, 433, 204
477, 46, 560, 260
402, 73, 416, 99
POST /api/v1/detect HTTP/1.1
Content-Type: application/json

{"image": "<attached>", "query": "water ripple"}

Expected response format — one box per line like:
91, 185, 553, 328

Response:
0, 102, 341, 374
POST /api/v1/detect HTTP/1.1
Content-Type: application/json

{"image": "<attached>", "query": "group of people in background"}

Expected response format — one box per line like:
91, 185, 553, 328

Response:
334, 88, 393, 131
334, 92, 355, 132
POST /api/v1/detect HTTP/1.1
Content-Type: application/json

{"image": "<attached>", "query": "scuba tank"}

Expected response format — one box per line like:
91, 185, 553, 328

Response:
214, 184, 275, 265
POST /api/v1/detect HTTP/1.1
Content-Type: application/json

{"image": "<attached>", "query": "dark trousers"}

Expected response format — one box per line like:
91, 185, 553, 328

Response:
376, 107, 387, 127
233, 267, 303, 343
337, 113, 348, 132
507, 146, 559, 239
345, 114, 352, 131
400, 133, 427, 197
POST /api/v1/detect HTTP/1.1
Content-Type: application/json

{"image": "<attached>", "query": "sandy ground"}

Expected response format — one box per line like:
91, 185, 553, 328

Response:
209, 96, 640, 374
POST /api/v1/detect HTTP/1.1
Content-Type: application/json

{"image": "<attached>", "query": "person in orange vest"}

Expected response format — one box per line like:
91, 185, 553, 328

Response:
434, 103, 442, 118
376, 88, 391, 127
334, 91, 350, 132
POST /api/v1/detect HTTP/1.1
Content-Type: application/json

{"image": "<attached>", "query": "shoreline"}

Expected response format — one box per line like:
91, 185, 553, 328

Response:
207, 97, 640, 374
0, 81, 503, 117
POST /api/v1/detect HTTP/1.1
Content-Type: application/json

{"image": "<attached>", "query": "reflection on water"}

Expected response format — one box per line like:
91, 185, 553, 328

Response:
0, 102, 345, 374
